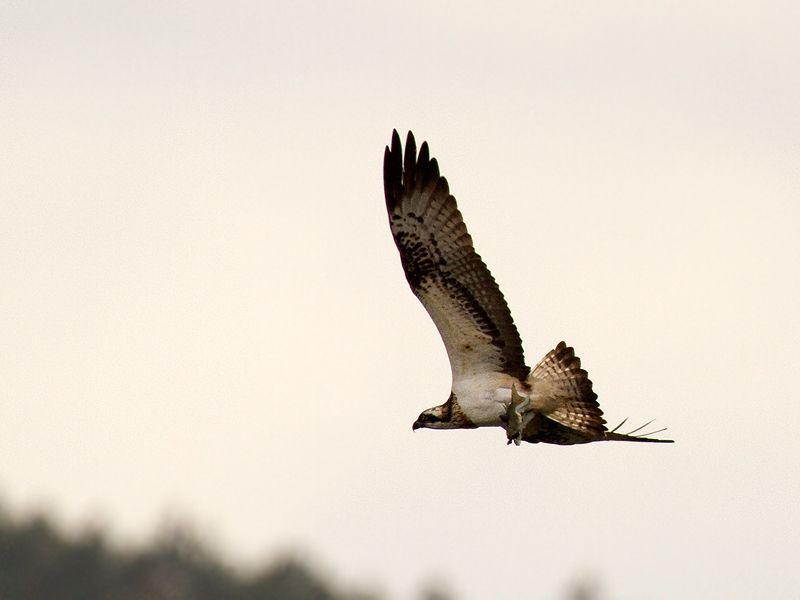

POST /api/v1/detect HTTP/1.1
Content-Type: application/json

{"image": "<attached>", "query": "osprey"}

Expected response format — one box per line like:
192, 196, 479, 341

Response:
383, 130, 673, 445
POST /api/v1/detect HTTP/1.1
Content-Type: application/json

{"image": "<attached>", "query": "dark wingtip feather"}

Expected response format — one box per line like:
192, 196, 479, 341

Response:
418, 140, 429, 165
383, 146, 393, 205
384, 130, 404, 212
428, 157, 441, 183
433, 173, 450, 198
403, 131, 417, 188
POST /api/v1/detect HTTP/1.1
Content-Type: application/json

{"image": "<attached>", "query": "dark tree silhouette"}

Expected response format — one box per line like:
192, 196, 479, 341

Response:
0, 500, 600, 600
0, 505, 372, 600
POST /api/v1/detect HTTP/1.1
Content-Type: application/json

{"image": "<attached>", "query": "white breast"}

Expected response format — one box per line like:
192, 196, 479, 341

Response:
452, 372, 521, 427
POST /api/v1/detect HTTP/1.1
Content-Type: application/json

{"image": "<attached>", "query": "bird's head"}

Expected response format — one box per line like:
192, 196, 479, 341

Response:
412, 401, 455, 430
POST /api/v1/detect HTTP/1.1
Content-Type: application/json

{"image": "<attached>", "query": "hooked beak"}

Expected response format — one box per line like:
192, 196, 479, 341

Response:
412, 420, 422, 431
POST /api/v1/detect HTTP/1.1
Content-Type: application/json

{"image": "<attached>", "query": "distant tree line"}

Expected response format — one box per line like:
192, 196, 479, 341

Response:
0, 502, 599, 600
0, 504, 381, 600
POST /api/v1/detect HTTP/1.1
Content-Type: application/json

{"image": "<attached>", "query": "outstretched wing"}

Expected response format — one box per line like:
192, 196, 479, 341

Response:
383, 130, 528, 382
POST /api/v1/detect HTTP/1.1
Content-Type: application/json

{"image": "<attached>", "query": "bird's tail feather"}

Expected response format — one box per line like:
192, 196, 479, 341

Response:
604, 419, 674, 443
603, 432, 674, 443
529, 341, 606, 437
527, 342, 675, 444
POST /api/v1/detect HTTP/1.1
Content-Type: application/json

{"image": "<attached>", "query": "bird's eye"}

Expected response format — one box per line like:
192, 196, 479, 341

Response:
427, 414, 439, 423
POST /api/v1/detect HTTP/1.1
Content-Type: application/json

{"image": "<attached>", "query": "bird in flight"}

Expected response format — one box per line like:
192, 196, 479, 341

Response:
383, 130, 673, 445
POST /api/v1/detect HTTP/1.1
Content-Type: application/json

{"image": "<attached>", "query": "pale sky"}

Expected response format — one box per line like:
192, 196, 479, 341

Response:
2, 1, 799, 598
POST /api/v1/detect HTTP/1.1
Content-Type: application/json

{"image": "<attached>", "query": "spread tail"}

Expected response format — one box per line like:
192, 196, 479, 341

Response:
520, 342, 675, 445
529, 341, 606, 437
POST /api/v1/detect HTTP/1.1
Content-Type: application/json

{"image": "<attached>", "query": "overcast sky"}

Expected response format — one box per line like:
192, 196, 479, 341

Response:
2, 1, 799, 598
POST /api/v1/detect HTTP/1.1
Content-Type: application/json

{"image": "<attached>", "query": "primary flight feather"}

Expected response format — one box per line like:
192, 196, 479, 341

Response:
384, 130, 673, 445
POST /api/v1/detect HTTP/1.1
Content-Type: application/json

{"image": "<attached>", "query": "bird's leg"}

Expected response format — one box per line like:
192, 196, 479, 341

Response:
504, 385, 530, 446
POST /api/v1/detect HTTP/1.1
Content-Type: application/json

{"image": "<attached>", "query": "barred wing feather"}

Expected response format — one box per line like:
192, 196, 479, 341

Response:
383, 130, 529, 383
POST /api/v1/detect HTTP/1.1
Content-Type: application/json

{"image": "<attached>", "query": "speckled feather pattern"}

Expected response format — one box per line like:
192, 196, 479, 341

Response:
384, 130, 528, 383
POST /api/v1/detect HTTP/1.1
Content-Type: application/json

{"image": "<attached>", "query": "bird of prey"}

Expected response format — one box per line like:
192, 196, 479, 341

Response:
383, 130, 673, 445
